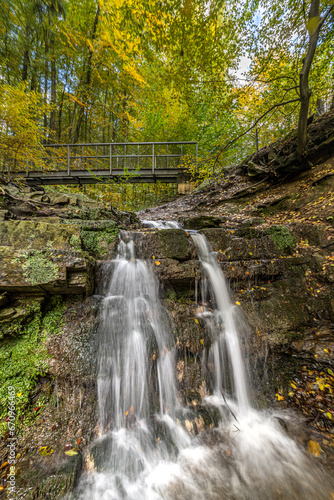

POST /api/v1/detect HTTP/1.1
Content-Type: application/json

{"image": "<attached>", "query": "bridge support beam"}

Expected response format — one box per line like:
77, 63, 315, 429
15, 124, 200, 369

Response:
177, 172, 195, 195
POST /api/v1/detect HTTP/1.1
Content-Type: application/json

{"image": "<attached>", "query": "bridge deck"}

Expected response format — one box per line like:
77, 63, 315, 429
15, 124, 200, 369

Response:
19, 168, 187, 186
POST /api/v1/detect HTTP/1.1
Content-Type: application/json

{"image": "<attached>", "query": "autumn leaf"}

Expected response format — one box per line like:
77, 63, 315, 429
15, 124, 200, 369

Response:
76, 437, 82, 446
0, 462, 9, 470
307, 440, 321, 457
235, 301, 241, 306
39, 446, 54, 456
65, 449, 78, 456
155, 261, 161, 265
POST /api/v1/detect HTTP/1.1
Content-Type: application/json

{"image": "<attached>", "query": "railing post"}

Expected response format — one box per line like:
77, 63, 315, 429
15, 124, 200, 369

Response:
152, 143, 155, 174
109, 144, 112, 175
167, 144, 169, 169
137, 144, 140, 170
67, 145, 70, 176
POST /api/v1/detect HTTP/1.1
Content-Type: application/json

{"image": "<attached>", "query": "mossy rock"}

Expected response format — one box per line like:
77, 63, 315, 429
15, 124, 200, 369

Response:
264, 225, 296, 254
155, 229, 190, 260
0, 221, 81, 250
81, 225, 118, 259
181, 215, 223, 230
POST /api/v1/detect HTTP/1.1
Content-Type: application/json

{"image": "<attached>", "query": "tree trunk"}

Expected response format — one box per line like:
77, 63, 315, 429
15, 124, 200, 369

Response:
49, 30, 57, 142
44, 28, 49, 142
297, 0, 334, 154
73, 4, 100, 143
22, 49, 30, 82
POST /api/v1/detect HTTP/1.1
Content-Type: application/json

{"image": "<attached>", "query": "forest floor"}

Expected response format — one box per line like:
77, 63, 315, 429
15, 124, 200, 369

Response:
139, 156, 334, 229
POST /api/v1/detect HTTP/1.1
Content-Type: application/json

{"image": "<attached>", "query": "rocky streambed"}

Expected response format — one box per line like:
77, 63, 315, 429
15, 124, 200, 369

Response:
0, 169, 333, 498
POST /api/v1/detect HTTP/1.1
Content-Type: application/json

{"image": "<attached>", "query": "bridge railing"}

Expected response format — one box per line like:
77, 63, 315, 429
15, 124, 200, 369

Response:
21, 141, 198, 177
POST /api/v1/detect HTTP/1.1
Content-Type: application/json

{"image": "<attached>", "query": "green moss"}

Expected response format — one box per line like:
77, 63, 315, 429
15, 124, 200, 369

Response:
69, 234, 82, 250
157, 229, 189, 260
81, 227, 118, 258
264, 225, 296, 254
12, 242, 59, 285
0, 297, 66, 434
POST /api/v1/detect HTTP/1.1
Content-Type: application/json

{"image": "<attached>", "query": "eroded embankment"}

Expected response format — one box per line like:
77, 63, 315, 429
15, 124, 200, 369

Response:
0, 166, 333, 497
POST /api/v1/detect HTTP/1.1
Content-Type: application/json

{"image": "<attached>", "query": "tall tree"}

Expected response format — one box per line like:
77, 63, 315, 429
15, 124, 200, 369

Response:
297, 0, 334, 153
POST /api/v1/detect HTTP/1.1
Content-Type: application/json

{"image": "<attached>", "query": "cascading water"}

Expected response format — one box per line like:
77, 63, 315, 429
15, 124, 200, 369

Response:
141, 220, 181, 229
75, 226, 333, 500
191, 232, 249, 414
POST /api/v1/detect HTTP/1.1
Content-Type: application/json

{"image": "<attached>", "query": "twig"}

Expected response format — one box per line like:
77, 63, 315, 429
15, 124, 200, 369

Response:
221, 392, 239, 424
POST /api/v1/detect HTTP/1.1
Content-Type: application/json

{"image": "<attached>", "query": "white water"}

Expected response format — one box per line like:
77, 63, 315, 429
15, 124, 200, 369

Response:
192, 233, 249, 414
141, 220, 181, 229
75, 229, 333, 500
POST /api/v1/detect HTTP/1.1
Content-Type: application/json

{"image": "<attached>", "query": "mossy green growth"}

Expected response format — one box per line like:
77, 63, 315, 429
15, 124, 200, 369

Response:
157, 229, 189, 260
12, 242, 59, 285
264, 225, 296, 254
0, 296, 66, 434
81, 226, 118, 258
69, 234, 82, 250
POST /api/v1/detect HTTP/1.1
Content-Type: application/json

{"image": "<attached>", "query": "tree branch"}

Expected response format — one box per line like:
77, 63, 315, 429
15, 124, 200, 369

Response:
319, 4, 334, 28
215, 98, 300, 161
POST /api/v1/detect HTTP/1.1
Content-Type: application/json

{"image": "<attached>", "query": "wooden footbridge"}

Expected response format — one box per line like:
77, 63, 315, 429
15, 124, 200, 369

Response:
14, 141, 198, 186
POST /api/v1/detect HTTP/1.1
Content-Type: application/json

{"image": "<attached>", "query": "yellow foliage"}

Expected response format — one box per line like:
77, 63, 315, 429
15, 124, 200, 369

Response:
0, 84, 48, 174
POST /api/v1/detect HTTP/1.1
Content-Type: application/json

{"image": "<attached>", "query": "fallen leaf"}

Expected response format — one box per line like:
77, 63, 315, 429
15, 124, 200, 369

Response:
39, 446, 54, 456
308, 440, 321, 457
235, 301, 241, 306
200, 339, 204, 345
194, 318, 199, 324
65, 449, 78, 456
33, 406, 42, 412
155, 261, 161, 265
76, 437, 82, 446
0, 462, 8, 470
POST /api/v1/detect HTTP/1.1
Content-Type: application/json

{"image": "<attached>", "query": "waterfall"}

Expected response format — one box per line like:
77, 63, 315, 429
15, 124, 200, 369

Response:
75, 227, 333, 500
97, 236, 178, 431
191, 232, 249, 414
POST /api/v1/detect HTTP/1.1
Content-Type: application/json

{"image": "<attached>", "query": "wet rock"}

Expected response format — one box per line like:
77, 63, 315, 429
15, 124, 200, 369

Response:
181, 215, 223, 229
155, 258, 200, 287
140, 229, 196, 261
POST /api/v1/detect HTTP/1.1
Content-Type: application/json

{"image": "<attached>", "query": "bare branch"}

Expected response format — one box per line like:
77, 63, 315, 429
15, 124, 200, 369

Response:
319, 4, 334, 28
215, 98, 300, 161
